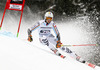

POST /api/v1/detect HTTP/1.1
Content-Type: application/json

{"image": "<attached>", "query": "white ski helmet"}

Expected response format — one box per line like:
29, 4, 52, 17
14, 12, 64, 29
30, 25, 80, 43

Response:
44, 12, 53, 20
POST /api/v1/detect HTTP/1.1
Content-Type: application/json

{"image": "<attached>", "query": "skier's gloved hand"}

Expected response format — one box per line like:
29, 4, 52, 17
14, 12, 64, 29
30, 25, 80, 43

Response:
56, 40, 62, 48
28, 35, 33, 42
27, 29, 33, 42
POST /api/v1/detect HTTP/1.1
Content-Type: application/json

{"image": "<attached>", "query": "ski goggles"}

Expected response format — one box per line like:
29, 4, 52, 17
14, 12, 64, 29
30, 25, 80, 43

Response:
46, 17, 52, 20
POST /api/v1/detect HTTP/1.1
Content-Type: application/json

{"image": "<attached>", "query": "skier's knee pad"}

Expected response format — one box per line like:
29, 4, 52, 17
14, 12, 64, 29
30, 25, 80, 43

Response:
39, 37, 49, 46
66, 48, 72, 53
60, 47, 72, 53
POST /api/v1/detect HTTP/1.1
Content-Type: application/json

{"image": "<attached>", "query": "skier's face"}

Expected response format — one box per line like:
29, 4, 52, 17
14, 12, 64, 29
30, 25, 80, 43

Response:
46, 17, 52, 23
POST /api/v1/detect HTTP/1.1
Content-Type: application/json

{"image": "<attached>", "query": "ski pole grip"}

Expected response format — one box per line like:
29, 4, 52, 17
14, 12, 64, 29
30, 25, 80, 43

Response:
28, 29, 32, 35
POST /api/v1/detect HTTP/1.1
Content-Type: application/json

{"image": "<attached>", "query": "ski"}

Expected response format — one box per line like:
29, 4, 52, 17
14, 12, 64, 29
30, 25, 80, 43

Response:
85, 62, 96, 69
85, 62, 100, 70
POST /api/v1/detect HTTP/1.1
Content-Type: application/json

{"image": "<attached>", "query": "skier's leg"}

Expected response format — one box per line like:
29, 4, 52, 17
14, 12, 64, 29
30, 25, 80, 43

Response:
60, 46, 86, 63
39, 36, 49, 46
39, 36, 65, 58
47, 41, 62, 56
46, 35, 65, 58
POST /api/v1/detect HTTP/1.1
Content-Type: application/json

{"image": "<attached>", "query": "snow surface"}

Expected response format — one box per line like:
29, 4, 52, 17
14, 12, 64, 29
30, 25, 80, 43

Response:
0, 31, 96, 70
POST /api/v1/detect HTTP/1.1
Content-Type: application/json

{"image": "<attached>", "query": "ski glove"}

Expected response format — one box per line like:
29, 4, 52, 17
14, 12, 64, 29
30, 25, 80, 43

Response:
56, 40, 62, 48
28, 35, 33, 42
27, 29, 33, 42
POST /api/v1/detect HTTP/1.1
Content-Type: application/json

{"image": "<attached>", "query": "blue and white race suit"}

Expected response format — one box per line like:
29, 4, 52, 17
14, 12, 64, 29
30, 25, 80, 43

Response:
30, 20, 59, 51
29, 20, 83, 61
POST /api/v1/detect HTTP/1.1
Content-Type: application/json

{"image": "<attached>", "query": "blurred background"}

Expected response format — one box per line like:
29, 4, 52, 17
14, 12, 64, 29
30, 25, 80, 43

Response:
0, 0, 100, 18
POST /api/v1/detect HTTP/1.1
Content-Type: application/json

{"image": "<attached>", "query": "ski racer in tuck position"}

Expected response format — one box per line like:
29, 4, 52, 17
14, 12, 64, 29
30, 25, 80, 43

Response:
27, 12, 86, 63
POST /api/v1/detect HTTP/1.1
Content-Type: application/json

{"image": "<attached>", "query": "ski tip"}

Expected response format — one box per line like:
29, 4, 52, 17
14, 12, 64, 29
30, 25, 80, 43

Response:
85, 62, 96, 68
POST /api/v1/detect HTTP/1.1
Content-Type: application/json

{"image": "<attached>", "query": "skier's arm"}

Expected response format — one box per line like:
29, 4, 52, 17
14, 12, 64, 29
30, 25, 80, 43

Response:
30, 22, 40, 32
53, 24, 62, 48
28, 22, 40, 35
53, 23, 60, 41
27, 22, 40, 42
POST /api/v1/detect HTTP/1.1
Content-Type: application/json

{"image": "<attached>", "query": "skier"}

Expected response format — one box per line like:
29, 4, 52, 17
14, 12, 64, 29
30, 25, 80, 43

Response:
27, 11, 86, 63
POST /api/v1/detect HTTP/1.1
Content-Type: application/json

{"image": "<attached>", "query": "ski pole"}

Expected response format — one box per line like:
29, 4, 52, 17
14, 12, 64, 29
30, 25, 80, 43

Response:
61, 44, 98, 47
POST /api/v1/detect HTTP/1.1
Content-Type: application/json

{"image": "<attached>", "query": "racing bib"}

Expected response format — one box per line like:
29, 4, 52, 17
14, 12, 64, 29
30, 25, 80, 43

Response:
39, 30, 51, 35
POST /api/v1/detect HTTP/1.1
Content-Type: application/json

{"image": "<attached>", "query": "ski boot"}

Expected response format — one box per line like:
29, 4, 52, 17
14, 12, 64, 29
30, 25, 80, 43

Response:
51, 49, 66, 59
76, 56, 86, 63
